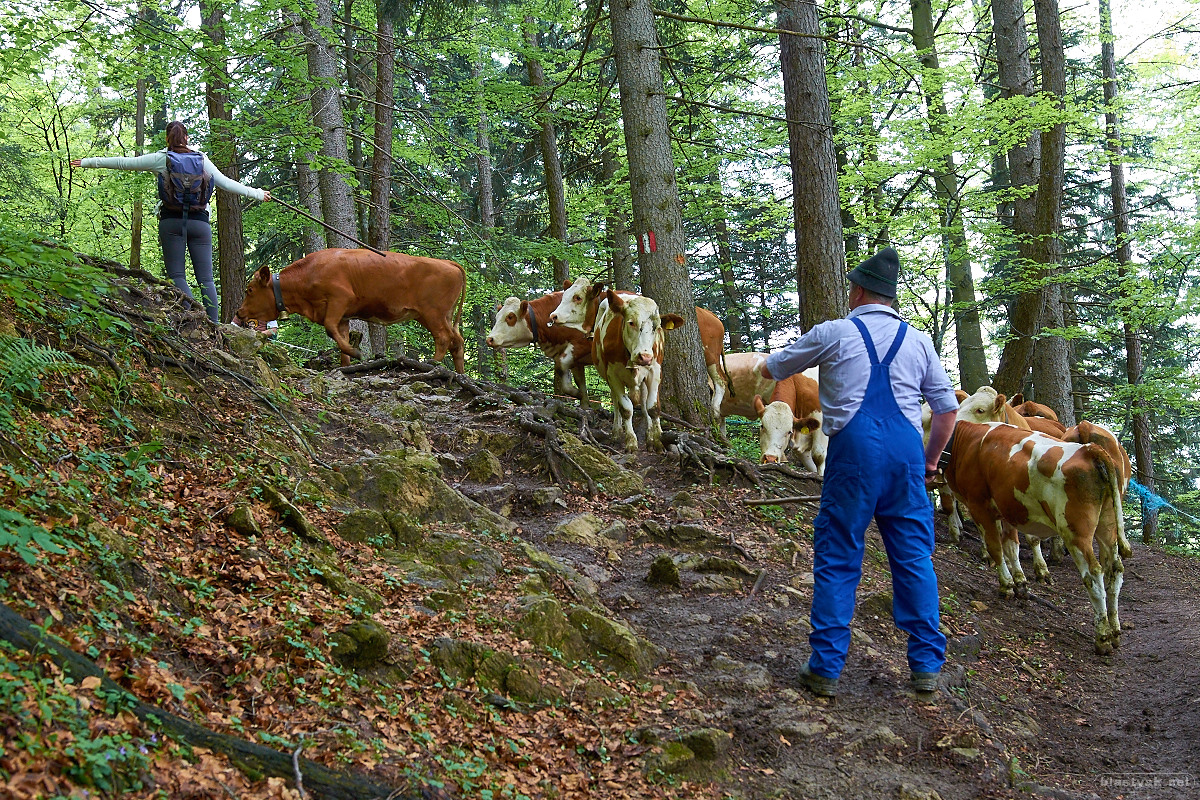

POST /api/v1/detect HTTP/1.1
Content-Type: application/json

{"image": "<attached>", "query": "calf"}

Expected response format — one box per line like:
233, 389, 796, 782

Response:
486, 293, 593, 406
592, 290, 684, 452
944, 421, 1128, 654
550, 277, 729, 429
956, 386, 1032, 429
714, 352, 777, 426
757, 368, 826, 475
235, 249, 466, 371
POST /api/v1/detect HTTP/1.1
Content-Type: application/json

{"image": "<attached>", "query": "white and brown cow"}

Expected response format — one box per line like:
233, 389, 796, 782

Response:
944, 421, 1129, 654
486, 292, 594, 406
592, 290, 684, 452
713, 352, 777, 431
1008, 392, 1060, 422
755, 368, 826, 475
1063, 421, 1133, 494
550, 276, 729, 429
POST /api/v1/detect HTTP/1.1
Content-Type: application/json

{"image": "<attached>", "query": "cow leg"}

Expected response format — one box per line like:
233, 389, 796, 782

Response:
639, 370, 665, 453
1100, 538, 1124, 649
572, 365, 591, 410
1002, 525, 1028, 597
1028, 537, 1053, 584
611, 387, 637, 452
427, 319, 466, 375
976, 514, 1016, 597
552, 361, 580, 399
324, 309, 358, 366
1066, 542, 1114, 654
707, 364, 728, 441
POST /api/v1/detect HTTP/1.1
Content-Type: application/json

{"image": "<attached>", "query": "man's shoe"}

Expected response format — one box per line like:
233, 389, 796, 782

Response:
799, 663, 838, 698
910, 671, 941, 693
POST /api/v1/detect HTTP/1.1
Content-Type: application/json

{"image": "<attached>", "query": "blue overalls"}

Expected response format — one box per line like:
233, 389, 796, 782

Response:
807, 316, 946, 679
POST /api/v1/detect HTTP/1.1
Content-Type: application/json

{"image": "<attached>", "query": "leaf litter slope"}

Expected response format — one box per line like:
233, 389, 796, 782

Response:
1, 274, 1197, 800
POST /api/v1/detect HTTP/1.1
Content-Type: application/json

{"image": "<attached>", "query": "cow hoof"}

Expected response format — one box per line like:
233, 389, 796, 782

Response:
1036, 573, 1053, 585
1095, 639, 1114, 656
1013, 583, 1029, 599
998, 586, 1014, 599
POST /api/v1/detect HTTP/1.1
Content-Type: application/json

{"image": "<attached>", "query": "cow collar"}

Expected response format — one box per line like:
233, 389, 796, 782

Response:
526, 304, 539, 345
271, 273, 288, 318
937, 428, 956, 472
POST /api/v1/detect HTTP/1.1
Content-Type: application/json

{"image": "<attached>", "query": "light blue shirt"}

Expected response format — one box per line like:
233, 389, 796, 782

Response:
764, 304, 959, 436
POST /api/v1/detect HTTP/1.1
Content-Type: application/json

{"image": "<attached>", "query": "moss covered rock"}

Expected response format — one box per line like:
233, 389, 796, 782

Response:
558, 432, 644, 496
328, 619, 390, 668
337, 508, 391, 545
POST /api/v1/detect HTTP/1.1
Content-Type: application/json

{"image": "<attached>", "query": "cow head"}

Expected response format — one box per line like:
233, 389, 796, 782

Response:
956, 386, 1013, 425
755, 395, 794, 463
606, 290, 683, 367
486, 296, 533, 348
549, 276, 597, 328
233, 265, 279, 326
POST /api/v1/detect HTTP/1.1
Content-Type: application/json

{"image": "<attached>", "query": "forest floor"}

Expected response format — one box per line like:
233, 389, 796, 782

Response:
2, 268, 1198, 799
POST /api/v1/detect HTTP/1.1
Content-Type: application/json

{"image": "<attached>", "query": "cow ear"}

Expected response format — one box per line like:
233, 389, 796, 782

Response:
519, 300, 529, 315
661, 313, 685, 329
1010, 392, 1024, 406
591, 282, 608, 300
255, 265, 272, 286
562, 279, 573, 290
606, 289, 625, 312
995, 393, 1008, 410
753, 395, 766, 418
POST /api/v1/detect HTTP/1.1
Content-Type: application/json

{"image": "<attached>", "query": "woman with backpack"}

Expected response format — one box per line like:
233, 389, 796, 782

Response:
70, 120, 272, 324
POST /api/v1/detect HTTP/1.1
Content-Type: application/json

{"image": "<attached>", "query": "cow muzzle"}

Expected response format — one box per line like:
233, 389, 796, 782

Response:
761, 454, 779, 464
631, 352, 654, 367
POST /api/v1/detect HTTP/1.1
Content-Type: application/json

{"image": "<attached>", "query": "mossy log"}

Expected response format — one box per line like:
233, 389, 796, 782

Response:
0, 603, 439, 800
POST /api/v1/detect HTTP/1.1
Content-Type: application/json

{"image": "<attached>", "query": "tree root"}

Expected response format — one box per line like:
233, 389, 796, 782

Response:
0, 603, 442, 800
517, 410, 598, 496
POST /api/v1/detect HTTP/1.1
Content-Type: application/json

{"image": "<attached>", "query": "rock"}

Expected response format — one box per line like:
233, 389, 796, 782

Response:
970, 600, 989, 612
327, 619, 390, 668
695, 557, 755, 576
464, 448, 504, 482
792, 572, 815, 589
850, 628, 874, 645
857, 590, 893, 620
778, 720, 827, 739
337, 508, 391, 545
527, 486, 566, 510
609, 495, 645, 519
250, 357, 282, 392
558, 432, 645, 495
424, 590, 465, 611
219, 324, 264, 359
644, 741, 695, 776
662, 523, 726, 550
693, 574, 744, 594
710, 654, 772, 693
550, 513, 606, 543
259, 484, 325, 543
897, 783, 943, 800
948, 634, 982, 662
568, 606, 660, 675
410, 532, 504, 584
647, 555, 681, 587
336, 450, 516, 536
520, 543, 599, 607
948, 747, 982, 763
516, 596, 588, 661
306, 549, 385, 614
679, 728, 731, 762
225, 504, 262, 537
580, 564, 611, 584
460, 483, 516, 517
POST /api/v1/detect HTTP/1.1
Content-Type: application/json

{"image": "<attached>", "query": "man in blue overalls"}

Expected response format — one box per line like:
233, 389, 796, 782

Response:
762, 247, 959, 697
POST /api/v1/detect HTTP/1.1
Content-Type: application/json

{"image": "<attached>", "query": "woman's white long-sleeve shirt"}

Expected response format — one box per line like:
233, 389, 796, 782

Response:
79, 149, 266, 208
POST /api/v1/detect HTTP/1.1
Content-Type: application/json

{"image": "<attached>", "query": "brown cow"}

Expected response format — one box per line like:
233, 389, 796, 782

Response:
759, 368, 826, 475
944, 421, 1129, 654
1063, 421, 1132, 494
592, 290, 684, 452
235, 249, 466, 371
549, 277, 729, 428
1008, 392, 1060, 422
486, 292, 593, 406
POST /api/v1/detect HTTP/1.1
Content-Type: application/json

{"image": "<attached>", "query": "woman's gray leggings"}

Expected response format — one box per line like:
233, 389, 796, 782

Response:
158, 217, 218, 323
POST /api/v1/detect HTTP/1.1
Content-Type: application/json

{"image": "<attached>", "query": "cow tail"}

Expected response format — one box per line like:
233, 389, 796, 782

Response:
451, 260, 467, 329
721, 348, 733, 399
1091, 446, 1129, 559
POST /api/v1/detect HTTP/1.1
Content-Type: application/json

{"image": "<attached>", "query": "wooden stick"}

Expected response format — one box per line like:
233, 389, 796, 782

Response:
743, 495, 822, 506
272, 197, 387, 257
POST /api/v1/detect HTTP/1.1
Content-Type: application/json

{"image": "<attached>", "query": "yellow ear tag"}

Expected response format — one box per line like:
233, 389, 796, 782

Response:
798, 425, 811, 435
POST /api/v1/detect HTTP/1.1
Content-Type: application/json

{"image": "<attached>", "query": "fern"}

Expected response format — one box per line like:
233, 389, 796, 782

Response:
0, 336, 93, 428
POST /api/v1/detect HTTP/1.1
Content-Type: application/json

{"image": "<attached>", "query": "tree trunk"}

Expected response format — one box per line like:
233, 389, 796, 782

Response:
302, 0, 356, 249
711, 193, 745, 352
1100, 0, 1156, 541
910, 0, 987, 392
1026, 0, 1074, 425
989, 0, 1042, 395
368, 6, 399, 358
609, 0, 711, 427
201, 0, 248, 324
474, 55, 500, 380
778, 0, 846, 330
131, 75, 146, 272
600, 119, 635, 291
525, 18, 570, 287
296, 158, 325, 255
